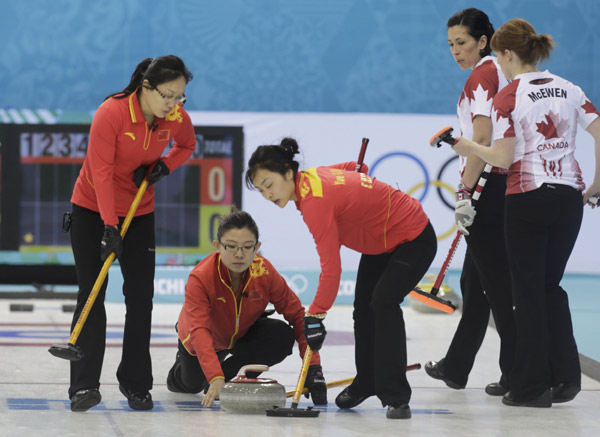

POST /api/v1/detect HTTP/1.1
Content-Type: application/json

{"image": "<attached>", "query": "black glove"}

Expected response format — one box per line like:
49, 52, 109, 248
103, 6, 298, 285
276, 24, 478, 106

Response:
133, 159, 170, 188
304, 364, 327, 405
303, 316, 327, 351
100, 225, 123, 261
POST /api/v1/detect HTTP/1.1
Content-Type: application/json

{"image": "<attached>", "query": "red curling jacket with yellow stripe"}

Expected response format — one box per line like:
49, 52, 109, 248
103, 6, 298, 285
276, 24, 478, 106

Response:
71, 91, 196, 226
177, 252, 320, 384
295, 162, 429, 315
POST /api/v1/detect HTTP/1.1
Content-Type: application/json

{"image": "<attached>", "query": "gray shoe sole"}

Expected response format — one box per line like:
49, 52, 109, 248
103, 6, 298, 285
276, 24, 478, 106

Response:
70, 390, 101, 412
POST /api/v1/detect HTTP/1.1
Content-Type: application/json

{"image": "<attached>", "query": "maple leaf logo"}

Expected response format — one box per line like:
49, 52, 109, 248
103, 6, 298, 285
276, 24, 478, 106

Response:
470, 83, 493, 104
535, 110, 568, 141
492, 107, 511, 137
582, 99, 599, 115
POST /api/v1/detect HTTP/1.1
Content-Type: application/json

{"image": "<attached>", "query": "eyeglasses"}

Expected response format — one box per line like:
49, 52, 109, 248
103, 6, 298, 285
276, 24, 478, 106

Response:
154, 87, 186, 104
219, 241, 257, 254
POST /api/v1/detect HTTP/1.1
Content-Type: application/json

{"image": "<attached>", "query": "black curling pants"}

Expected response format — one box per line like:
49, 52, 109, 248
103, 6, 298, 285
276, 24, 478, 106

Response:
350, 221, 437, 406
167, 316, 295, 393
443, 174, 516, 388
504, 183, 582, 400
68, 204, 155, 398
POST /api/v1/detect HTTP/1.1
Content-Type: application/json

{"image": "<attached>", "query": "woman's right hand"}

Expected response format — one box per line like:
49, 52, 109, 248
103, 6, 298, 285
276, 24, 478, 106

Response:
583, 181, 600, 208
202, 378, 225, 407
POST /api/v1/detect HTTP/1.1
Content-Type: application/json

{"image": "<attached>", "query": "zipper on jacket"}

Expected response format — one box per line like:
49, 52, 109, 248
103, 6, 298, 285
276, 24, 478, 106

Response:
226, 274, 252, 349
143, 122, 152, 150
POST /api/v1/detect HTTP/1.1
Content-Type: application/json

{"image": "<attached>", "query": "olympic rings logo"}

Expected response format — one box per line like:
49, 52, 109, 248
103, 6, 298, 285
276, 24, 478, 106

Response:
280, 273, 309, 294
369, 152, 460, 240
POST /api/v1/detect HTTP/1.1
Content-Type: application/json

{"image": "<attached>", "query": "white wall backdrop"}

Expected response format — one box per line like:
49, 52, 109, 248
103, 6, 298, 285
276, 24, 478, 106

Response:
189, 111, 599, 274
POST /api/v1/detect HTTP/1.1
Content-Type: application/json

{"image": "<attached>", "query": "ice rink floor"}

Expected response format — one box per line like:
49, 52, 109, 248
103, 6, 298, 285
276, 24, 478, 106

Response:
1, 300, 599, 437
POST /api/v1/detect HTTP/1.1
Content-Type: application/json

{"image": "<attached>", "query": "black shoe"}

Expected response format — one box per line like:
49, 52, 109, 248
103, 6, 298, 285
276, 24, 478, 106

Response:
70, 388, 101, 412
119, 385, 154, 410
386, 403, 411, 419
335, 386, 370, 409
502, 389, 552, 408
551, 382, 580, 403
485, 382, 508, 396
424, 359, 465, 390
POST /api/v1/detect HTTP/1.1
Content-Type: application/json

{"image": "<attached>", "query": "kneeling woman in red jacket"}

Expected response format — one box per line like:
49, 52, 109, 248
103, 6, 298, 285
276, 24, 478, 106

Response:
167, 209, 325, 406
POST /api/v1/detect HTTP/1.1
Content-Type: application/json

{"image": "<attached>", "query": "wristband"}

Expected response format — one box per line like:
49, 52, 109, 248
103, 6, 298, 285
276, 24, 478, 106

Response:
456, 189, 472, 201
457, 182, 474, 194
305, 311, 327, 319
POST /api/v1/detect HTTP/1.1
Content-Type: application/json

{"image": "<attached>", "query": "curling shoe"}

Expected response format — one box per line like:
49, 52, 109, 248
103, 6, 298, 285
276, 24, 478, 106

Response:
551, 382, 580, 404
485, 382, 508, 396
335, 386, 370, 409
119, 385, 154, 410
70, 388, 101, 412
502, 389, 552, 408
424, 359, 465, 390
386, 402, 411, 419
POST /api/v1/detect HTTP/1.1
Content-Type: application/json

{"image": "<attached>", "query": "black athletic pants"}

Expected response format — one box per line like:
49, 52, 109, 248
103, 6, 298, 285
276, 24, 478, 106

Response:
504, 183, 582, 400
68, 204, 155, 398
167, 317, 295, 393
350, 221, 437, 406
443, 173, 516, 388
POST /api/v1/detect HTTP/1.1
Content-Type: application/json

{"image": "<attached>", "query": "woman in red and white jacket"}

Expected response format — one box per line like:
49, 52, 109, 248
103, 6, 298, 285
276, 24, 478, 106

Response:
246, 138, 437, 420
68, 55, 196, 412
425, 8, 516, 398
167, 209, 326, 407
452, 18, 600, 407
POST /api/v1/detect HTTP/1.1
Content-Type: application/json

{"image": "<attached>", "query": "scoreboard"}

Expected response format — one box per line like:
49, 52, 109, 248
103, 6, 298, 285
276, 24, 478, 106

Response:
0, 123, 243, 265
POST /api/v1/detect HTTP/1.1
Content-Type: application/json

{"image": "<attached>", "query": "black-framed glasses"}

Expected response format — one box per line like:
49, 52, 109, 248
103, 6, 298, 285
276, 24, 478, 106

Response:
219, 241, 257, 254
154, 87, 186, 105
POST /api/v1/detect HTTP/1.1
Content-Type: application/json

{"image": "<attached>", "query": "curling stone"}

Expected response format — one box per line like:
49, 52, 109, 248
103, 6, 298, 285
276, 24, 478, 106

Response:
409, 274, 461, 314
220, 365, 286, 414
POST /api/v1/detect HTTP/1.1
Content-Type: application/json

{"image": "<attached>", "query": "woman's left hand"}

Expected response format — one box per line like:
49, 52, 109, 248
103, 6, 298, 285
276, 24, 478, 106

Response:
451, 137, 473, 157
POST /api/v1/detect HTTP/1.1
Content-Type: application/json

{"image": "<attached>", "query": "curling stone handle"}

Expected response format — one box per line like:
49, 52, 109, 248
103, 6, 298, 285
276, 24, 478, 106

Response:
239, 364, 269, 376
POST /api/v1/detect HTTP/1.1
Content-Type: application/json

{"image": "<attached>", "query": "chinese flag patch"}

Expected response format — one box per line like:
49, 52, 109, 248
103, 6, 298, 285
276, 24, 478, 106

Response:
158, 130, 170, 141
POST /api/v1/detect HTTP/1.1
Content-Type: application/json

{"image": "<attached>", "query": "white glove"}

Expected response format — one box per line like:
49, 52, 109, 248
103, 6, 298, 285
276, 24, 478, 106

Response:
455, 198, 476, 235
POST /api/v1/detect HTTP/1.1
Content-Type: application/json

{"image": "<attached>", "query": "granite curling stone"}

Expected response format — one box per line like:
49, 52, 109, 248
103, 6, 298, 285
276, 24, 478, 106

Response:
220, 365, 286, 414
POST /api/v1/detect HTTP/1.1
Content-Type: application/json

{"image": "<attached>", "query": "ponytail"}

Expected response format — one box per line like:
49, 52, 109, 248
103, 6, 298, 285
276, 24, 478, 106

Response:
530, 33, 554, 64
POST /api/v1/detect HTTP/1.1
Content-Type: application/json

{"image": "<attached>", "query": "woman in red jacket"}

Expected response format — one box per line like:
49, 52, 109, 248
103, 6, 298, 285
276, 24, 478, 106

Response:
246, 138, 437, 420
68, 55, 196, 412
167, 209, 326, 407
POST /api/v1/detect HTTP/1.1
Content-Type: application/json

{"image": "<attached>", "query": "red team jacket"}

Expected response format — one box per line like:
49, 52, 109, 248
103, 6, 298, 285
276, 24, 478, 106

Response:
295, 162, 429, 315
71, 91, 196, 225
177, 252, 320, 384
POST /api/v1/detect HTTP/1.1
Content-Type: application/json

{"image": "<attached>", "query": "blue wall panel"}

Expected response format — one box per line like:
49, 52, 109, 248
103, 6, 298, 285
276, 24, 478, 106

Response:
1, 0, 598, 113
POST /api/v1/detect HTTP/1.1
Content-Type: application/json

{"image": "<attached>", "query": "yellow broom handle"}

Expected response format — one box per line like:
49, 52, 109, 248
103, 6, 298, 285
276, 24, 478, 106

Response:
68, 180, 149, 345
291, 347, 313, 407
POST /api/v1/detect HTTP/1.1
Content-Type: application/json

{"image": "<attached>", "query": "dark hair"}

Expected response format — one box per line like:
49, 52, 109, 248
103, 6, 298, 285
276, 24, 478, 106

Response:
216, 206, 259, 242
245, 137, 301, 189
447, 8, 495, 57
106, 55, 193, 100
491, 18, 554, 66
